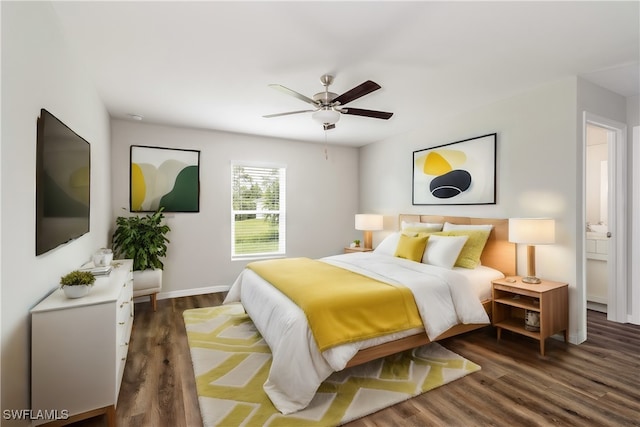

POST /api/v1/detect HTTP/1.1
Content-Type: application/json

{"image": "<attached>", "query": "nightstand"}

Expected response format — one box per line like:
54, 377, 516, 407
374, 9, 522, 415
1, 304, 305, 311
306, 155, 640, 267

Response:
492, 277, 568, 355
344, 246, 373, 254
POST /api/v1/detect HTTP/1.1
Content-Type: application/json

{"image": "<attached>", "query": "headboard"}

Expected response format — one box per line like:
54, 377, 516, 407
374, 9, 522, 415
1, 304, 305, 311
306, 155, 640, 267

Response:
398, 214, 516, 276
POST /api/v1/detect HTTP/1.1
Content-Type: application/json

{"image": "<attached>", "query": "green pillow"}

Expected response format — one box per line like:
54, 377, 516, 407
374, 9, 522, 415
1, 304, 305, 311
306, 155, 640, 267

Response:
432, 230, 490, 269
394, 233, 429, 262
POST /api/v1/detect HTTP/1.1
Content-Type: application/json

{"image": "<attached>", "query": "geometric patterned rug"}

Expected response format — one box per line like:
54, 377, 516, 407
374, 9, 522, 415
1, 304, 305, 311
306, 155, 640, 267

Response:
183, 303, 480, 427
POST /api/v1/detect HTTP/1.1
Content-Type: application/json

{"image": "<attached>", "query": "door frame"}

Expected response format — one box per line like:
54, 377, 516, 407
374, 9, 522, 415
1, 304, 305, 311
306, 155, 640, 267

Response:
583, 112, 627, 323
632, 126, 640, 325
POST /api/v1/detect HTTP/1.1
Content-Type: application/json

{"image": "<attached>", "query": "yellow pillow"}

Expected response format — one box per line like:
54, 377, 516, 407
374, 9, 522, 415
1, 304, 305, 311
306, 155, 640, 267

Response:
432, 230, 490, 269
394, 233, 429, 262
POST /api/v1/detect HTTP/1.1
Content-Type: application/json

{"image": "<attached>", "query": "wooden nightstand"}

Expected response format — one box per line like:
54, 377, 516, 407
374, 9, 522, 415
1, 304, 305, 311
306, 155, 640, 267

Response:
344, 246, 373, 254
492, 277, 568, 355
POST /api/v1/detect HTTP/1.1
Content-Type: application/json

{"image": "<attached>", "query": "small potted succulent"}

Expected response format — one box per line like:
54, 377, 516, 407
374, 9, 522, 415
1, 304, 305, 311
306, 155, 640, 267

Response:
60, 270, 96, 299
353, 239, 361, 248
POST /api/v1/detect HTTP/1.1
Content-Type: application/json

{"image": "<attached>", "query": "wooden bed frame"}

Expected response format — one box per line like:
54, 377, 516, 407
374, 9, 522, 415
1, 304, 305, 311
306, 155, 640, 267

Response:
344, 214, 515, 368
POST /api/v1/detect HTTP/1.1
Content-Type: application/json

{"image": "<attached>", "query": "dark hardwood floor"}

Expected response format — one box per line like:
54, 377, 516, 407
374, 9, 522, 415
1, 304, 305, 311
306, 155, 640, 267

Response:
73, 294, 640, 427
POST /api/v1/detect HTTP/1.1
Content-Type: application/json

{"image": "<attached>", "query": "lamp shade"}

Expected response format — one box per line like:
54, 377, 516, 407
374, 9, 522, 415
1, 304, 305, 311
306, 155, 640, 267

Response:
312, 108, 340, 125
508, 218, 555, 244
355, 214, 383, 231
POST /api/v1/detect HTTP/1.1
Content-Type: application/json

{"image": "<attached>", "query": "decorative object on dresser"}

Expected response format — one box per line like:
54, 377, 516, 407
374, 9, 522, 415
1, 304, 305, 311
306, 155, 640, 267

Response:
92, 247, 113, 267
59, 270, 96, 299
112, 208, 170, 311
354, 213, 383, 249
508, 218, 556, 284
31, 260, 134, 426
492, 276, 568, 355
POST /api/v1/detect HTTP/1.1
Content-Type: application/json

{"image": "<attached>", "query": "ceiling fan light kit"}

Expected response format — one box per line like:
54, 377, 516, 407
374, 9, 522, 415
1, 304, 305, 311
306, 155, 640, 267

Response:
312, 108, 340, 125
264, 74, 393, 130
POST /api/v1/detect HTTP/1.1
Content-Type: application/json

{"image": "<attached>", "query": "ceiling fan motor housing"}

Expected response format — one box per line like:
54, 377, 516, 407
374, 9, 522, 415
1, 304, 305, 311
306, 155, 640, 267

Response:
313, 91, 338, 105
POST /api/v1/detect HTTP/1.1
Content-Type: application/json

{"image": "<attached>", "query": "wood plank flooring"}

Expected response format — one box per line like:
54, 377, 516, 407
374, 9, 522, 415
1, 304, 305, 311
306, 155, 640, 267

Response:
72, 294, 640, 427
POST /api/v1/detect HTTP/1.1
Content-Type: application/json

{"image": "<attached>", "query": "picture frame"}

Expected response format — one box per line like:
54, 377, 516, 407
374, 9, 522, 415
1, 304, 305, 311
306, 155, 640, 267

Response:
130, 145, 200, 212
412, 133, 496, 205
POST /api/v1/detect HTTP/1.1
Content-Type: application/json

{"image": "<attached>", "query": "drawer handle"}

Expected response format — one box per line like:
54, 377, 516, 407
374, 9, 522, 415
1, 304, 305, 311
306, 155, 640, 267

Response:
119, 322, 125, 325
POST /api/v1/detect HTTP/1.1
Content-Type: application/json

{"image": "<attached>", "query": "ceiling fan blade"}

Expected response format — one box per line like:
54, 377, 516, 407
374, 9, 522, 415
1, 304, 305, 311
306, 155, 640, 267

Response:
341, 108, 393, 120
269, 84, 318, 107
332, 80, 381, 106
263, 109, 316, 118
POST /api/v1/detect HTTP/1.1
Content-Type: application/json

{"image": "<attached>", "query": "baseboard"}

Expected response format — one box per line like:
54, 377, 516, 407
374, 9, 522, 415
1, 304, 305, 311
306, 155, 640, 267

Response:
132, 285, 230, 304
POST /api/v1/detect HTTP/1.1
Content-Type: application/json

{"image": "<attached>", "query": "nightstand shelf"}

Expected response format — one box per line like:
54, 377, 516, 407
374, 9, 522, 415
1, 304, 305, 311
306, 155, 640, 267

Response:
492, 277, 568, 356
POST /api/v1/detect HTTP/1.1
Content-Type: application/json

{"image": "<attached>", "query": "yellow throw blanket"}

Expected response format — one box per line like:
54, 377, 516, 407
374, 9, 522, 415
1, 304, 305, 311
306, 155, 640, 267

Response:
247, 257, 423, 352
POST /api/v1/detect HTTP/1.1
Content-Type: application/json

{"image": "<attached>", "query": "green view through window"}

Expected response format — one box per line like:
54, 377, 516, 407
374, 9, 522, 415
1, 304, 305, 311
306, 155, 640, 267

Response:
231, 163, 286, 259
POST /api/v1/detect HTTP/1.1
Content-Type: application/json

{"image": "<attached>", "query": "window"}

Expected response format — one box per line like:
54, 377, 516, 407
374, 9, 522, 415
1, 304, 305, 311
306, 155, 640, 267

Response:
231, 163, 286, 259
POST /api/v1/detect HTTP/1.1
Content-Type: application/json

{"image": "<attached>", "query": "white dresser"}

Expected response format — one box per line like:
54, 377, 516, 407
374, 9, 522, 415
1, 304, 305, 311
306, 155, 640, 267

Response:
31, 259, 133, 426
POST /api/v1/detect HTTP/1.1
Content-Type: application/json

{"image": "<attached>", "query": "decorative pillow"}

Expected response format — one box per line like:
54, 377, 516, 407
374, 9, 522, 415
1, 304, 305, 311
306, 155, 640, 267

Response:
433, 229, 491, 269
442, 222, 493, 232
401, 221, 444, 233
373, 232, 402, 256
394, 233, 429, 262
421, 234, 469, 269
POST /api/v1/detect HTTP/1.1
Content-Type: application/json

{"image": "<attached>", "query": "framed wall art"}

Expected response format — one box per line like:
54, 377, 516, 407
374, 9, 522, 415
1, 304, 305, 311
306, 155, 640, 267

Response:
412, 133, 496, 205
130, 145, 200, 212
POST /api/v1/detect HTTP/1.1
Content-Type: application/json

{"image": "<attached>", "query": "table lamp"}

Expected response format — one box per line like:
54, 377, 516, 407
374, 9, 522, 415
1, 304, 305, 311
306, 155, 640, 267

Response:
508, 218, 555, 284
355, 214, 383, 249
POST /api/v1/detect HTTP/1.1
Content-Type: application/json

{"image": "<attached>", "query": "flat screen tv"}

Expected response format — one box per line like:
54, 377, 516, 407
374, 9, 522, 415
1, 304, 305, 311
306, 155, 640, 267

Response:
36, 109, 90, 255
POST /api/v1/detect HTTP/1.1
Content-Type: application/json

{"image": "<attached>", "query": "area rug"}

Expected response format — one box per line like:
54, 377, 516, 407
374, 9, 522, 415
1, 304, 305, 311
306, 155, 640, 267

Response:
183, 303, 480, 427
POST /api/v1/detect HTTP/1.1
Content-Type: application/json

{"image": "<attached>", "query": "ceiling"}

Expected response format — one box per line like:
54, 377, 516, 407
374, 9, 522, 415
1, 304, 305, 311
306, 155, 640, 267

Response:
50, 1, 639, 147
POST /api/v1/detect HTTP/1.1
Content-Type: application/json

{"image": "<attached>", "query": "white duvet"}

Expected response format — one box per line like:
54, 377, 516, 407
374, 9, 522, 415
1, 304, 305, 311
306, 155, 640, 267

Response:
224, 252, 491, 414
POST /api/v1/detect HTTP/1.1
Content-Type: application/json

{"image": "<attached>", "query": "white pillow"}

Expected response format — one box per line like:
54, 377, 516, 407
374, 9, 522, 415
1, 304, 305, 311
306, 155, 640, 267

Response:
373, 232, 402, 256
422, 235, 469, 269
442, 222, 493, 232
401, 221, 443, 232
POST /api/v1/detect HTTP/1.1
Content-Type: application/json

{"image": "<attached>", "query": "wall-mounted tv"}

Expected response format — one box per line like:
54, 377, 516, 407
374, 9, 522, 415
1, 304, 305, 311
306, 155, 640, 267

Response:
36, 109, 91, 255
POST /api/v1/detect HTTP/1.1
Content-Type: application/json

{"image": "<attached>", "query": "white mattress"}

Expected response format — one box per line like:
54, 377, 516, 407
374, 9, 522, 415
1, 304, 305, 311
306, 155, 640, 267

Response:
224, 252, 499, 414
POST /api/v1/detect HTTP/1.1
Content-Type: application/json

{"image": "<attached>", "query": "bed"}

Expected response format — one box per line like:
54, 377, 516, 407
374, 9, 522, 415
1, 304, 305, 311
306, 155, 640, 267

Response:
224, 215, 515, 414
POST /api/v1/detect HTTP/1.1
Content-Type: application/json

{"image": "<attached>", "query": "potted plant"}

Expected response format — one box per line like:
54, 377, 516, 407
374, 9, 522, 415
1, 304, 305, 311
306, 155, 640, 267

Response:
353, 239, 361, 248
111, 208, 171, 311
60, 270, 96, 299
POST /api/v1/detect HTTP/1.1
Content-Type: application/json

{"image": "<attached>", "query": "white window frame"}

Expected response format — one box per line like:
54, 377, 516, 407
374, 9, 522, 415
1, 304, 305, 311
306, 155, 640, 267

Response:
231, 162, 286, 260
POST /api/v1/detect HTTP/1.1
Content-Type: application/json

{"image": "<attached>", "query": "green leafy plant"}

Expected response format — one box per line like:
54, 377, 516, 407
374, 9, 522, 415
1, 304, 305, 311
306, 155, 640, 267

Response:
353, 239, 361, 247
60, 270, 96, 287
111, 208, 171, 271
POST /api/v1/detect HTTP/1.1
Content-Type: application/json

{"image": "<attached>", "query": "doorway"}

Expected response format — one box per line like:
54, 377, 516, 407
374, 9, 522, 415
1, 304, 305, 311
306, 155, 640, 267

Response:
583, 112, 627, 323
585, 124, 610, 313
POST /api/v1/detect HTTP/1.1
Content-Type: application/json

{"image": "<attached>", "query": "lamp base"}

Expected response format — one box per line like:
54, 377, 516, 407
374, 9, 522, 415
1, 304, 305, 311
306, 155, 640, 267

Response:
522, 276, 541, 284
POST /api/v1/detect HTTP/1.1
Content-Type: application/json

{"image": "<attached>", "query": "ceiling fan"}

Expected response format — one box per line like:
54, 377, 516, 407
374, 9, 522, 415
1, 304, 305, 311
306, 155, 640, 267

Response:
263, 74, 393, 130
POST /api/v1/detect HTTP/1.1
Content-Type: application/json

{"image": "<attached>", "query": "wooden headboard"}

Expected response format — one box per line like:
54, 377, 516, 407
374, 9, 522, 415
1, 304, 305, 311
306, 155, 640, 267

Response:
398, 214, 516, 276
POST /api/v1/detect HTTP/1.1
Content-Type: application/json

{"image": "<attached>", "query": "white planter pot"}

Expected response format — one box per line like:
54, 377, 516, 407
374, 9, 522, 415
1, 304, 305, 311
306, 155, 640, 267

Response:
132, 269, 163, 311
132, 269, 163, 295
63, 285, 92, 299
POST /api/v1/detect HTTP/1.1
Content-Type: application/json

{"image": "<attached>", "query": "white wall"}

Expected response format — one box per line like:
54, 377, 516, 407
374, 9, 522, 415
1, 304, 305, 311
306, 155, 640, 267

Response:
361, 78, 585, 341
1, 2, 111, 420
111, 120, 360, 296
